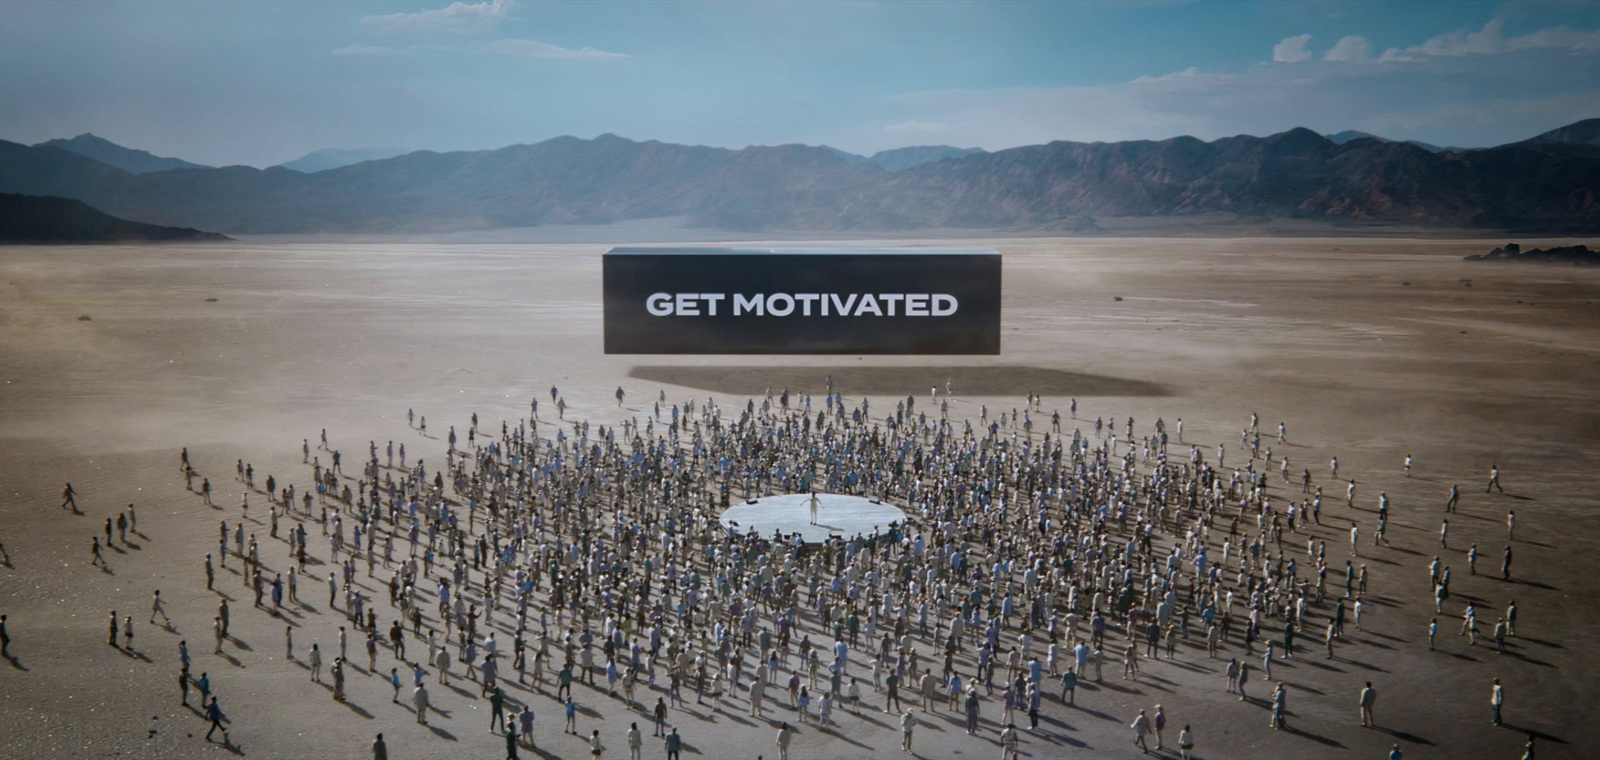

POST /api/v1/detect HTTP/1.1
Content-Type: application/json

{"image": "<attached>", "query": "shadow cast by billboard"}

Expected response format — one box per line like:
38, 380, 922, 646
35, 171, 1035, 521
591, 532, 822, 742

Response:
627, 365, 1169, 398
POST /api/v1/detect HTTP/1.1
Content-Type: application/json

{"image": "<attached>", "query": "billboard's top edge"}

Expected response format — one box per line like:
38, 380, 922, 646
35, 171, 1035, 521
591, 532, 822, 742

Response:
604, 247, 999, 256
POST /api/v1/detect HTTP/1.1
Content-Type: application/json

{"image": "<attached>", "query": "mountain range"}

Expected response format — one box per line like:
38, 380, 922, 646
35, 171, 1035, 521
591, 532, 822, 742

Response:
0, 192, 228, 243
34, 133, 210, 174
275, 147, 412, 174
1323, 130, 1460, 154
825, 145, 987, 172
3, 119, 1598, 235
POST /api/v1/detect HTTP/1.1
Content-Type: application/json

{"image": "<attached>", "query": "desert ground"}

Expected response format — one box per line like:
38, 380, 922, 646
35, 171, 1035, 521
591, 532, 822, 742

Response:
1, 235, 1598, 759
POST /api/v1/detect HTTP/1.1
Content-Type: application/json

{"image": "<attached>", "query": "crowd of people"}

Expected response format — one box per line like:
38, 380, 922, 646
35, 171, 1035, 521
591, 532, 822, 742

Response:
18, 379, 1538, 759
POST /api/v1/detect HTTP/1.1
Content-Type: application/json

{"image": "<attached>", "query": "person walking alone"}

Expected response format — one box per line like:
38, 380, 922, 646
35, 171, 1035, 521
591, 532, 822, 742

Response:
1492, 678, 1505, 727
150, 590, 171, 626
775, 722, 793, 760
414, 684, 430, 725
1131, 709, 1151, 752
1360, 681, 1377, 727
204, 696, 229, 743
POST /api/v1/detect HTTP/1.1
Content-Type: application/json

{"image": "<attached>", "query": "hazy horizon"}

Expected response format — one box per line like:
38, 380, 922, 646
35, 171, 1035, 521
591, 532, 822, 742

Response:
3, 0, 1599, 168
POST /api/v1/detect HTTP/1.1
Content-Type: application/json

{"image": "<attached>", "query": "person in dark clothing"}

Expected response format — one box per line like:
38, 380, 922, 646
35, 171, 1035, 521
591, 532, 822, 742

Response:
205, 697, 229, 743
490, 688, 507, 732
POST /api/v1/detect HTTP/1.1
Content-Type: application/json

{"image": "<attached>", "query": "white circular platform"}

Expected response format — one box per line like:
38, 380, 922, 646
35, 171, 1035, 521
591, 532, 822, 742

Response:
720, 493, 908, 544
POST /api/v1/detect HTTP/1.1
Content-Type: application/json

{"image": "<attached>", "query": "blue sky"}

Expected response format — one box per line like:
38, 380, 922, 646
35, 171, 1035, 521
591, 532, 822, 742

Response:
1, 0, 1597, 167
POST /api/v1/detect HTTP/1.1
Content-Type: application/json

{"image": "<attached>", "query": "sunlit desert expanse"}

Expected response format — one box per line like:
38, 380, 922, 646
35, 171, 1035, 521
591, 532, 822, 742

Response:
1, 236, 1597, 759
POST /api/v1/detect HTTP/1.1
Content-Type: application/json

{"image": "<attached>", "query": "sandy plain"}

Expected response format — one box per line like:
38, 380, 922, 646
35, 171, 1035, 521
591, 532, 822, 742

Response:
0, 236, 1597, 759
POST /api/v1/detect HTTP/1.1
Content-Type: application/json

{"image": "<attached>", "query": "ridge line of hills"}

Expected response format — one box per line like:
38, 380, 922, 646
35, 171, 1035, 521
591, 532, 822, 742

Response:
0, 192, 229, 243
35, 134, 991, 176
3, 118, 1598, 235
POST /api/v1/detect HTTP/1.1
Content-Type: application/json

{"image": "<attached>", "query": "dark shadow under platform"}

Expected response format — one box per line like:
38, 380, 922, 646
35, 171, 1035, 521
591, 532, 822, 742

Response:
627, 365, 1170, 398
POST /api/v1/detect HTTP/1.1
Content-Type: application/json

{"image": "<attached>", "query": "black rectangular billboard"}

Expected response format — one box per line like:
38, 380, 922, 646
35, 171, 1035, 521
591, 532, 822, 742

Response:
603, 247, 1001, 355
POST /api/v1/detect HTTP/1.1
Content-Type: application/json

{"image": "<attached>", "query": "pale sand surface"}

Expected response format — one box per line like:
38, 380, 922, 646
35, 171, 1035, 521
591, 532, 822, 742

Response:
1, 237, 1598, 759
719, 494, 909, 545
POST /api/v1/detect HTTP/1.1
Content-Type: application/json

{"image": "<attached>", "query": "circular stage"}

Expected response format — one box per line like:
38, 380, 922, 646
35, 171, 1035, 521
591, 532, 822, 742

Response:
719, 493, 907, 544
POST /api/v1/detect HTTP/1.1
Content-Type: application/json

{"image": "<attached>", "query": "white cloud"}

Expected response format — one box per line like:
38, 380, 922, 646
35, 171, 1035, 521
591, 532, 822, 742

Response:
1382, 19, 1600, 60
1324, 35, 1370, 63
868, 31, 1600, 153
1416, 18, 1508, 56
330, 44, 406, 56
885, 120, 950, 133
483, 39, 627, 61
1507, 25, 1600, 53
841, 18, 1600, 154
361, 0, 512, 34
1273, 34, 1313, 63
1130, 66, 1235, 88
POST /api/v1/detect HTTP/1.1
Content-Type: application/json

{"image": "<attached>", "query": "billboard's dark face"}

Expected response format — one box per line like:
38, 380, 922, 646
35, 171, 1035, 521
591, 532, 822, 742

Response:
603, 252, 1001, 355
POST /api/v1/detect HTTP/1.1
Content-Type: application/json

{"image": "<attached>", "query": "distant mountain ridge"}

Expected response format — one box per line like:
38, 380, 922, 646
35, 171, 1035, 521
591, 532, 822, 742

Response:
867, 145, 986, 172
822, 146, 866, 164
1323, 130, 1460, 153
0, 192, 228, 243
4, 119, 1598, 234
277, 147, 412, 174
822, 145, 986, 171
1515, 118, 1600, 148
35, 133, 209, 174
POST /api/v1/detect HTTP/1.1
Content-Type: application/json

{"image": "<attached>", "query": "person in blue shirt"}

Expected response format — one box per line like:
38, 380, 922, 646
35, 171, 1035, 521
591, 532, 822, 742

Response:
204, 696, 229, 743
519, 704, 535, 747
1027, 684, 1042, 729
1271, 682, 1287, 729
664, 726, 682, 760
